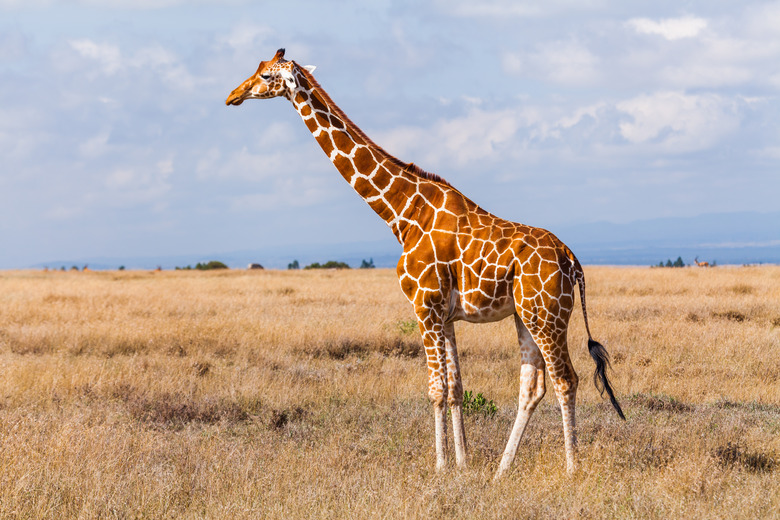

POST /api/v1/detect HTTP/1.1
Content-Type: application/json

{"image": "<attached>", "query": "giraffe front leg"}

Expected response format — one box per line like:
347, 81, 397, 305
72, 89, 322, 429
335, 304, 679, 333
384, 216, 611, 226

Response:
419, 319, 449, 471
444, 323, 467, 467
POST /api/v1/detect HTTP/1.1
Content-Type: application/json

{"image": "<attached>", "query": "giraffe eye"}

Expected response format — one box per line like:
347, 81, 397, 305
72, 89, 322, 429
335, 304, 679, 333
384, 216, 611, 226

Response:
260, 74, 271, 80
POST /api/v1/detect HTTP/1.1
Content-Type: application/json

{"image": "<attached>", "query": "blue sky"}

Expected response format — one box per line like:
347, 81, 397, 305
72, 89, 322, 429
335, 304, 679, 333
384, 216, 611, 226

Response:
1, 1, 779, 268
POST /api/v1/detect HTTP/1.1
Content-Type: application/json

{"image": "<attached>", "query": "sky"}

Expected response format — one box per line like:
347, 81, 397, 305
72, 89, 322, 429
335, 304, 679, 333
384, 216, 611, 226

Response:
1, 0, 779, 268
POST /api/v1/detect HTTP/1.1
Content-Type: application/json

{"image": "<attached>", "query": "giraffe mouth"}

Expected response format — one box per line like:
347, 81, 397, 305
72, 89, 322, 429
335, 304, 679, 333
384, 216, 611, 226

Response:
225, 88, 247, 106
225, 93, 244, 106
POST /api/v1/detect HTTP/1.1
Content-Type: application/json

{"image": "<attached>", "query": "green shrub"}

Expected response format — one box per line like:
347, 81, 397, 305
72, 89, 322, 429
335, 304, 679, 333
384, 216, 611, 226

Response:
196, 261, 228, 270
462, 390, 497, 417
304, 261, 350, 269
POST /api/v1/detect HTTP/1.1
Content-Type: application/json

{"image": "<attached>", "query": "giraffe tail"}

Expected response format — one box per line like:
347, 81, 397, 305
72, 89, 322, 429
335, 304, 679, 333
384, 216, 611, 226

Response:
573, 258, 626, 421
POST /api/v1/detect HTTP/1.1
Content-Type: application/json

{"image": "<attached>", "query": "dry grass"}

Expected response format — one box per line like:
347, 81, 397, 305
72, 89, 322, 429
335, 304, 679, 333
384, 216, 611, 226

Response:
0, 266, 778, 519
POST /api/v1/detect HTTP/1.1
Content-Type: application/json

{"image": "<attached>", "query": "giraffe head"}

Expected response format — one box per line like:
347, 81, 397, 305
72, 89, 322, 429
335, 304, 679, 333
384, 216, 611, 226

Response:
225, 48, 315, 106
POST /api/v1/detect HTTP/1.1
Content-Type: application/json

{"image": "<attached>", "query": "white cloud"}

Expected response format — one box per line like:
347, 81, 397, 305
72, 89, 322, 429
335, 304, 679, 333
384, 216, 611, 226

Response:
628, 16, 708, 40
43, 204, 85, 221
220, 23, 273, 52
101, 160, 173, 208
79, 131, 111, 158
229, 176, 337, 212
67, 39, 201, 88
503, 40, 599, 85
379, 106, 532, 169
1, 0, 245, 8
616, 91, 739, 152
69, 39, 122, 75
438, 0, 604, 18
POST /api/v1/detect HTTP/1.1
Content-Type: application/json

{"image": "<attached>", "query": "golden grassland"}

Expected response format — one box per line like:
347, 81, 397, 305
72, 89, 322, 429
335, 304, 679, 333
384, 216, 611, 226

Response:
0, 266, 778, 519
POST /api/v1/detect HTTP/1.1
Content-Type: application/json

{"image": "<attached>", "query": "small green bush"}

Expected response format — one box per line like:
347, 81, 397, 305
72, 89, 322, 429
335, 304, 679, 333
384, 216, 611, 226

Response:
462, 390, 497, 417
396, 319, 417, 335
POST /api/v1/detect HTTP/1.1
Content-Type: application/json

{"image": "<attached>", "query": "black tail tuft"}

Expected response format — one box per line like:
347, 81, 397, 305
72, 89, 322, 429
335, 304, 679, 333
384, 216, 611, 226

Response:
588, 339, 626, 420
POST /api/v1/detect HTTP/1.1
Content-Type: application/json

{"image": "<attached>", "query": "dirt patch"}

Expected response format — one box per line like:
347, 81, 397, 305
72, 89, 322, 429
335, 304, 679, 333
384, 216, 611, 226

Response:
301, 337, 422, 359
631, 393, 693, 413
112, 384, 258, 428
712, 310, 747, 322
714, 442, 775, 473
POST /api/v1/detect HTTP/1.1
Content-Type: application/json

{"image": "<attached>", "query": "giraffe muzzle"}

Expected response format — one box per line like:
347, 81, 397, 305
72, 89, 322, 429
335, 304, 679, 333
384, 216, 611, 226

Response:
225, 91, 245, 106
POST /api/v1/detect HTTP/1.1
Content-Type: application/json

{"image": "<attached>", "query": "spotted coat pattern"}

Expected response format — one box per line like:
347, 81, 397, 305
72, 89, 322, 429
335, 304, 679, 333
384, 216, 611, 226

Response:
227, 49, 610, 477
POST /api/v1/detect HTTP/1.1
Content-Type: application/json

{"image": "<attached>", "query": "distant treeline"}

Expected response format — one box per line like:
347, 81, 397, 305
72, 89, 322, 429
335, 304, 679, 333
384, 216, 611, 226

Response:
653, 256, 719, 268
175, 261, 228, 271
654, 256, 686, 268
288, 258, 375, 270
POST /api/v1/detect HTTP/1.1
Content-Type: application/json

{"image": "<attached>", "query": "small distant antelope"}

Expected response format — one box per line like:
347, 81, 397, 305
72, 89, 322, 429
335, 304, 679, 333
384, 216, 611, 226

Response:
694, 256, 710, 267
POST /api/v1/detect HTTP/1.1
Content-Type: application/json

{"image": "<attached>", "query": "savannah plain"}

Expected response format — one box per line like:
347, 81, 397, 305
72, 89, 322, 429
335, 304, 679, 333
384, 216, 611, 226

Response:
0, 266, 778, 519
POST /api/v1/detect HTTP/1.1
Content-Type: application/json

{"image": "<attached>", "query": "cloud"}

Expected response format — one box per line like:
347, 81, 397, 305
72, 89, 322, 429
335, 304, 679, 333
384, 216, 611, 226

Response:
69, 39, 122, 75
67, 38, 201, 89
79, 131, 112, 158
438, 0, 604, 18
219, 23, 273, 52
1, 0, 246, 8
229, 176, 338, 212
627, 16, 708, 40
503, 40, 600, 85
99, 161, 173, 209
616, 91, 740, 152
377, 89, 751, 175
378, 105, 532, 170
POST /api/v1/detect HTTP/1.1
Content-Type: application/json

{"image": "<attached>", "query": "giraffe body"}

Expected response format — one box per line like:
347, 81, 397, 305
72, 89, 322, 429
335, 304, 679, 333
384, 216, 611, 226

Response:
226, 49, 624, 478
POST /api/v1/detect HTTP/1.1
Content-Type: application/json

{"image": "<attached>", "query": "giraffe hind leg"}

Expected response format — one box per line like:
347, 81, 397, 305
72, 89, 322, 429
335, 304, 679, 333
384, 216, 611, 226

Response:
495, 314, 546, 479
517, 313, 580, 475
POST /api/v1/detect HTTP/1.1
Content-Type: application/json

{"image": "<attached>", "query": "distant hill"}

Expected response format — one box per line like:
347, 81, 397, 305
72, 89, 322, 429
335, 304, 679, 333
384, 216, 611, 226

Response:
33, 210, 780, 270
553, 210, 780, 266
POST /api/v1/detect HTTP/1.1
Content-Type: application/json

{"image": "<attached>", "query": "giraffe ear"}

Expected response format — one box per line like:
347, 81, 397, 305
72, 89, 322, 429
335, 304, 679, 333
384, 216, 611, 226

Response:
279, 68, 296, 90
304, 65, 317, 73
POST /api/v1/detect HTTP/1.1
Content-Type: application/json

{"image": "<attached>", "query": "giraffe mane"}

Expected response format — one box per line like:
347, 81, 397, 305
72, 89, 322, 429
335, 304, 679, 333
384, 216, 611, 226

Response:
293, 62, 452, 188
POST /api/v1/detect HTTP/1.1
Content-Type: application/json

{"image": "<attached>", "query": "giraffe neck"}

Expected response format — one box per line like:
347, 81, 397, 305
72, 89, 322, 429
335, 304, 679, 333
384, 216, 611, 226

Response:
287, 64, 434, 243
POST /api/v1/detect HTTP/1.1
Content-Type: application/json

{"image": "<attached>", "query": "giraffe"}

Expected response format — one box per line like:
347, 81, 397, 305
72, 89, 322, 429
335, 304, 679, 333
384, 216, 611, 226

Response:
226, 49, 625, 478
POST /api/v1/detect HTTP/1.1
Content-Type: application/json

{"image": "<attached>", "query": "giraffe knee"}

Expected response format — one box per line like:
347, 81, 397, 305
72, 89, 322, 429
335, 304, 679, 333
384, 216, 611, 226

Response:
533, 371, 547, 402
428, 384, 447, 407
519, 366, 546, 410
553, 369, 578, 398
447, 383, 463, 407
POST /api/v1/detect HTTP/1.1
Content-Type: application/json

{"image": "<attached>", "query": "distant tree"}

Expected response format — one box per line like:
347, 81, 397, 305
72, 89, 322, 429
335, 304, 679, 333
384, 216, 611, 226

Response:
360, 258, 375, 269
673, 256, 685, 268
304, 260, 350, 269
70, 265, 79, 271
196, 261, 228, 270
665, 259, 673, 268
118, 265, 126, 271
288, 259, 300, 270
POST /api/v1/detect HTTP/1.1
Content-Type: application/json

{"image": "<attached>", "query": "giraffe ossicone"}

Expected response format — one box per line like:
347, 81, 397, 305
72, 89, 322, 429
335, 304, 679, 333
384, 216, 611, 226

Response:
226, 48, 625, 478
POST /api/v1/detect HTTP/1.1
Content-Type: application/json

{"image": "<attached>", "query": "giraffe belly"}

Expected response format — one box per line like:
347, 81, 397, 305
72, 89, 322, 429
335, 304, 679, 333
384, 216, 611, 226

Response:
446, 289, 515, 324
